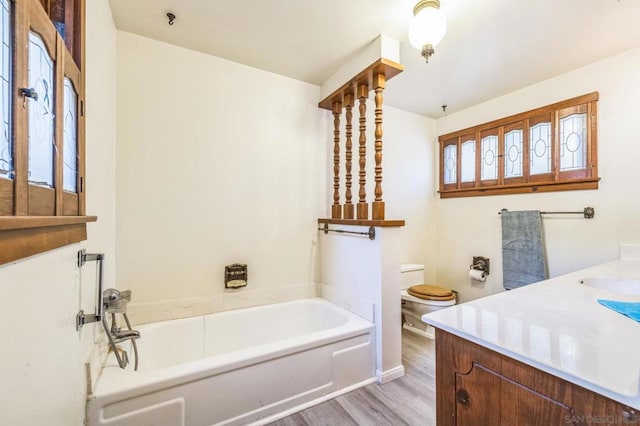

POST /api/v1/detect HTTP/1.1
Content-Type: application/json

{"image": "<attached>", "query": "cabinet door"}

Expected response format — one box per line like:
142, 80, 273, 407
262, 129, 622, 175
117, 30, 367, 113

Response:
455, 362, 573, 425
455, 364, 501, 425
436, 328, 503, 425
500, 374, 573, 425
572, 387, 638, 425
436, 330, 638, 426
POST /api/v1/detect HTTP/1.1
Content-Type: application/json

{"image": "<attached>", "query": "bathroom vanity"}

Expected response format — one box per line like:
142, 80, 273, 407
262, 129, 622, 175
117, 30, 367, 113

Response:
424, 254, 640, 424
435, 330, 636, 424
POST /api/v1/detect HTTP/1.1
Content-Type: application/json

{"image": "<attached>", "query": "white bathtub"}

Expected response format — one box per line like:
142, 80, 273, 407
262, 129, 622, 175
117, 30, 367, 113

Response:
87, 298, 375, 426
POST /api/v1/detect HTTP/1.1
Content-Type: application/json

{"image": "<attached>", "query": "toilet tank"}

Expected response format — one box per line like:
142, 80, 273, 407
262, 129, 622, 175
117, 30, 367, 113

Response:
400, 264, 424, 290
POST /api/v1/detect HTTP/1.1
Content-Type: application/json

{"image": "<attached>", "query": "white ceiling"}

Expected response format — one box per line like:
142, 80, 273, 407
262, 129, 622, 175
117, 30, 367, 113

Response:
108, 0, 640, 118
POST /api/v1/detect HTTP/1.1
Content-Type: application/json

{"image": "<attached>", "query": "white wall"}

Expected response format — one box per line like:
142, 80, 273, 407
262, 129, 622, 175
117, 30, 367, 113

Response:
0, 1, 117, 424
115, 32, 328, 324
382, 105, 438, 280
319, 226, 404, 382
435, 47, 640, 302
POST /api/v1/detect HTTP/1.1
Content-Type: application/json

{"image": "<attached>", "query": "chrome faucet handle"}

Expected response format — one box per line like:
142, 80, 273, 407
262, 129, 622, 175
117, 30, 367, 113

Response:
103, 288, 120, 303
119, 290, 132, 302
103, 288, 132, 303
103, 288, 132, 314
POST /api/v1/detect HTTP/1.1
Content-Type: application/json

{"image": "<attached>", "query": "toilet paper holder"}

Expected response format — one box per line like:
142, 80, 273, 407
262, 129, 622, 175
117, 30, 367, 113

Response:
470, 256, 490, 275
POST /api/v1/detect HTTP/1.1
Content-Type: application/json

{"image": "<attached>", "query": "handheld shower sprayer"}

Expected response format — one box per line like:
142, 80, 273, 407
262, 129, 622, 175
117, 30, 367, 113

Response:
101, 288, 140, 370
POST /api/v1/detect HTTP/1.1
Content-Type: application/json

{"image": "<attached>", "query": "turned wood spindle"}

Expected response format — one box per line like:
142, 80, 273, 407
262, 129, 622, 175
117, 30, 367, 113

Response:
372, 73, 385, 220
332, 101, 342, 219
357, 84, 368, 220
317, 59, 404, 224
343, 93, 355, 219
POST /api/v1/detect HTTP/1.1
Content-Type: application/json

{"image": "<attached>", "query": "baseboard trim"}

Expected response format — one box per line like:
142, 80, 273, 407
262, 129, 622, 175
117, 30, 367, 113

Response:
376, 365, 405, 384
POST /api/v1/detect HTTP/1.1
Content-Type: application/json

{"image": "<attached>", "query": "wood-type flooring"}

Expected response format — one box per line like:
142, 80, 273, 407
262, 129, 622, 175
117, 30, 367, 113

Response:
267, 329, 436, 426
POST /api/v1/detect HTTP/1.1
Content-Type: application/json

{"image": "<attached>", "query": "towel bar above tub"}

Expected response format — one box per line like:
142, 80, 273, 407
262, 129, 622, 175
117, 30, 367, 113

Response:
318, 223, 376, 240
498, 207, 594, 219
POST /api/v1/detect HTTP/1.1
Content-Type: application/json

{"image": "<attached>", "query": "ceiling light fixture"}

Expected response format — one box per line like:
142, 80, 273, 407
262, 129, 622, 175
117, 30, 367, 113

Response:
408, 0, 447, 63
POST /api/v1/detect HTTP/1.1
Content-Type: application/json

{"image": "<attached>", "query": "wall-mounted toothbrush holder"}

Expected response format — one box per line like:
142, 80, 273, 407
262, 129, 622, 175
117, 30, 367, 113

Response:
471, 256, 490, 275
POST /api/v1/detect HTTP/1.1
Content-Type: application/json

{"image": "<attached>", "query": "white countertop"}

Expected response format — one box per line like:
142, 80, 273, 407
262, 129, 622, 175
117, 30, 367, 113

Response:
423, 258, 640, 409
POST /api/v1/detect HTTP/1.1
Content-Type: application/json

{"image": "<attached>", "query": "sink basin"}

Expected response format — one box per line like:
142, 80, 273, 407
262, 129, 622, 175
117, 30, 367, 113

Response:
579, 277, 640, 296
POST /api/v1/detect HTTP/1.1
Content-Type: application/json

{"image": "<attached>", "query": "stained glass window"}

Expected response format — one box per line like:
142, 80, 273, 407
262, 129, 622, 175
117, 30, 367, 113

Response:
27, 31, 55, 188
63, 78, 77, 192
560, 113, 587, 172
481, 135, 498, 181
0, 0, 10, 179
443, 144, 456, 185
530, 122, 551, 175
460, 140, 475, 183
439, 93, 597, 198
504, 130, 523, 178
1, 0, 90, 265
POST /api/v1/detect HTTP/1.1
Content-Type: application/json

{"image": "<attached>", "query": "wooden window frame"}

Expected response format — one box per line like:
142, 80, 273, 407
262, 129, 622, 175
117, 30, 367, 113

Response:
0, 0, 94, 266
438, 92, 599, 198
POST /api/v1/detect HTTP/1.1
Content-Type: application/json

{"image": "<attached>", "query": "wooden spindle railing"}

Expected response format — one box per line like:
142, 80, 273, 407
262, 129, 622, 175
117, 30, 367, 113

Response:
357, 83, 368, 220
317, 58, 404, 227
372, 72, 385, 220
343, 94, 354, 219
332, 101, 342, 219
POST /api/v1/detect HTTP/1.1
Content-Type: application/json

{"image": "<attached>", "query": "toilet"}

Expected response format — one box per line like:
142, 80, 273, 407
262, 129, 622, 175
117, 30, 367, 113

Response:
400, 264, 457, 339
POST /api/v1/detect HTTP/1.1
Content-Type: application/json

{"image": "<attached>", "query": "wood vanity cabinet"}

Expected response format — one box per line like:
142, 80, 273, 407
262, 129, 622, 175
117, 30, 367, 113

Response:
435, 330, 638, 425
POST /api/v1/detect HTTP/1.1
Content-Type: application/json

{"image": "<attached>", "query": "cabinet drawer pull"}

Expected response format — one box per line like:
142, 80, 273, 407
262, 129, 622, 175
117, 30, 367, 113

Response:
456, 389, 470, 406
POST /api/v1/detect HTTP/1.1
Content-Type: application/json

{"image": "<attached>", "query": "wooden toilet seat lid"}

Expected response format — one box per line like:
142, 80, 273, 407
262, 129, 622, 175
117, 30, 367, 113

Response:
407, 284, 456, 301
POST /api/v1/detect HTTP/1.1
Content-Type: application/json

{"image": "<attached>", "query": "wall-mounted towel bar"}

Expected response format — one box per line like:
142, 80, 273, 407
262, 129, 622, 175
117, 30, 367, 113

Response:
318, 223, 376, 240
498, 207, 595, 219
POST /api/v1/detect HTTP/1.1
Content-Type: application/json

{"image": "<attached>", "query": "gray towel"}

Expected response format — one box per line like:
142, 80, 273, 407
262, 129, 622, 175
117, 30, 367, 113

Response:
501, 210, 547, 290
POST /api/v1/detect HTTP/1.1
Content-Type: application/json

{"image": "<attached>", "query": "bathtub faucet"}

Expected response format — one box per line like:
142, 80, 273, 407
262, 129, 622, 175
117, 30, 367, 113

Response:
110, 319, 141, 344
102, 288, 140, 370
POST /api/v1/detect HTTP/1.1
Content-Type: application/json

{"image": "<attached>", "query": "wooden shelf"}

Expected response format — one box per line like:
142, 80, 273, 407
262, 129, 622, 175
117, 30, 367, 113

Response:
0, 216, 97, 265
318, 58, 404, 110
0, 215, 97, 231
318, 218, 405, 227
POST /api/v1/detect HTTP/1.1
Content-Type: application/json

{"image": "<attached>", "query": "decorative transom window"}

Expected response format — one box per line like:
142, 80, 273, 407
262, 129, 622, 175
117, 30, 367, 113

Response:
438, 92, 599, 198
